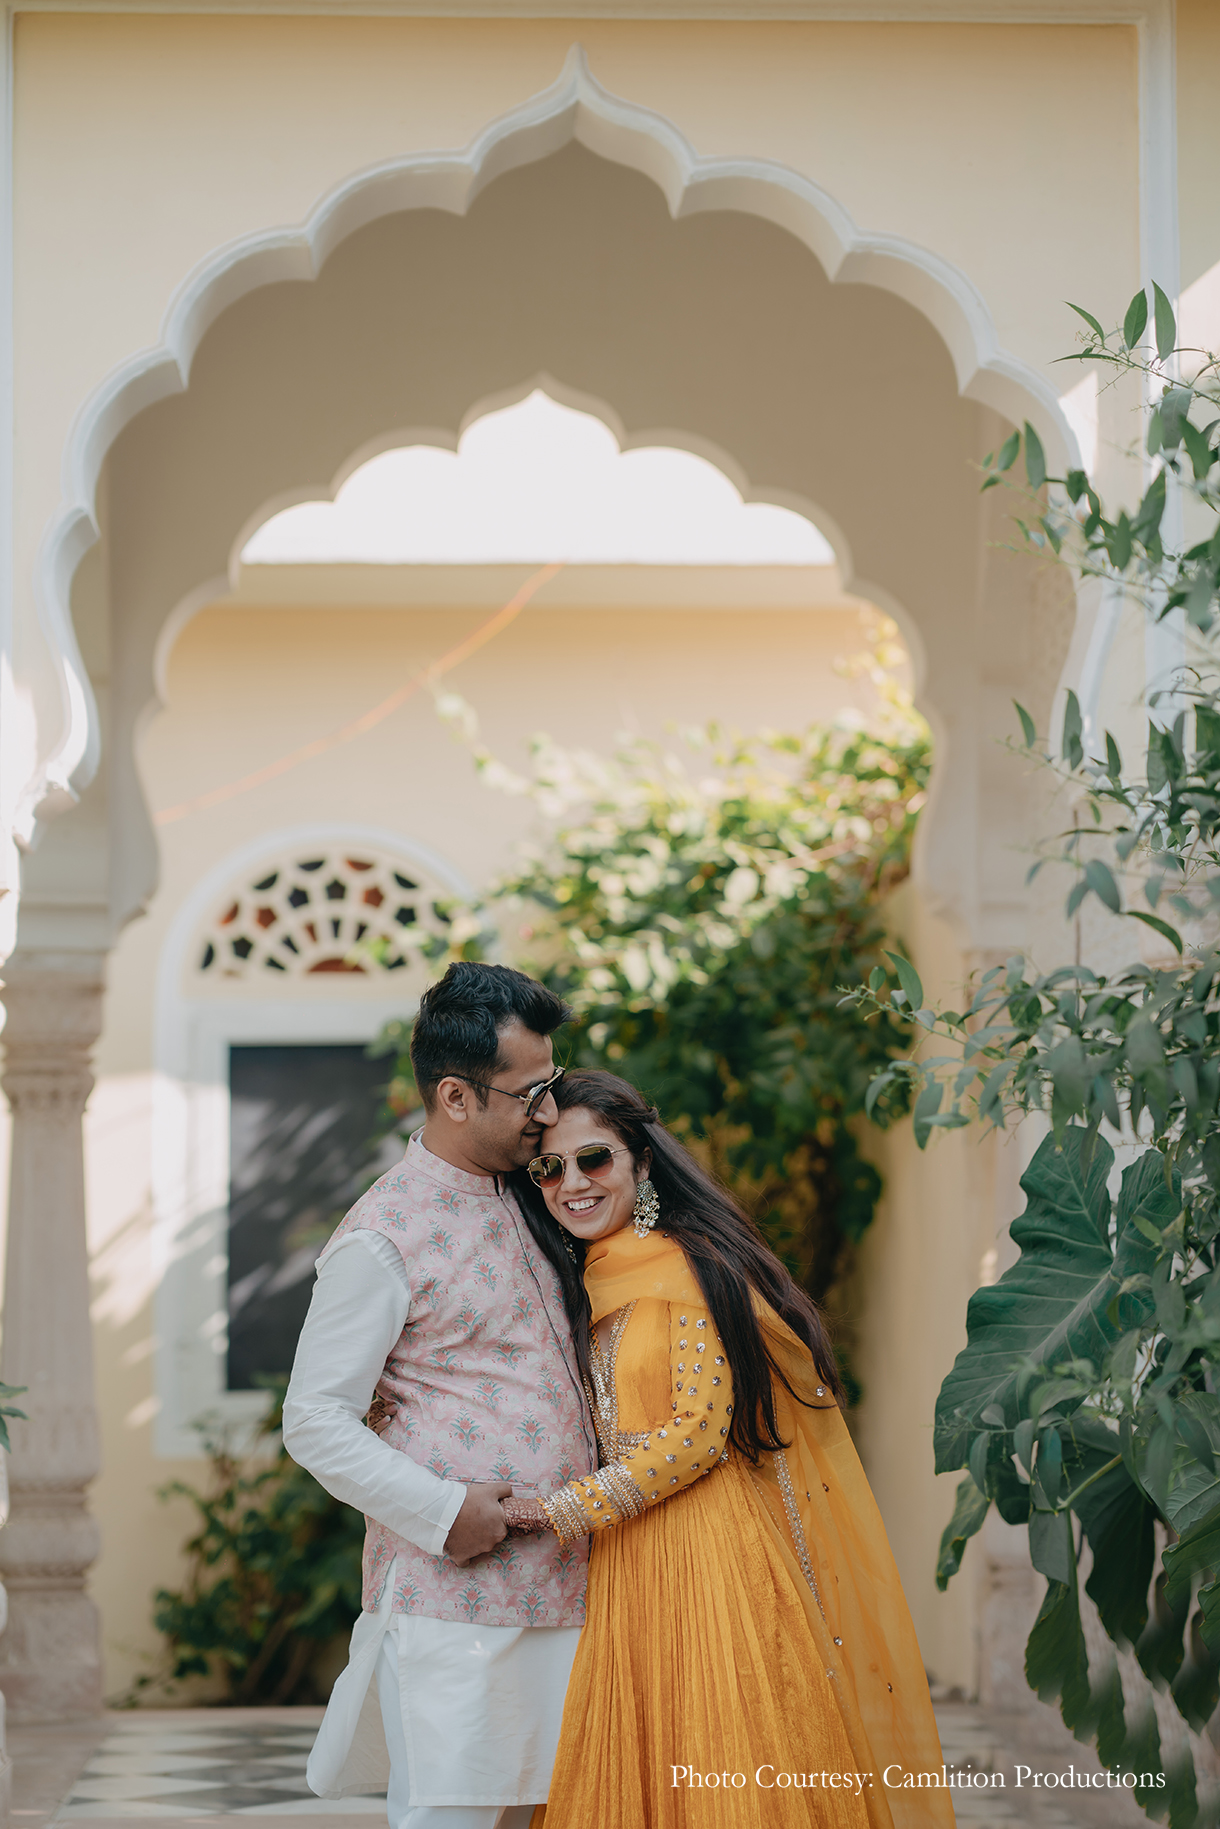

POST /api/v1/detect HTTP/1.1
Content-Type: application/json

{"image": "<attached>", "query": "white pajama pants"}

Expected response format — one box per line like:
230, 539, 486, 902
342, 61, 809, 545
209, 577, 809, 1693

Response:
307, 1564, 580, 1826
376, 1633, 536, 1829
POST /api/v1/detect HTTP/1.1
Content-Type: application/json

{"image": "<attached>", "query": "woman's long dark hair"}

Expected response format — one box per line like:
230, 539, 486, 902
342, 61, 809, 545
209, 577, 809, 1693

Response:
511, 1070, 844, 1463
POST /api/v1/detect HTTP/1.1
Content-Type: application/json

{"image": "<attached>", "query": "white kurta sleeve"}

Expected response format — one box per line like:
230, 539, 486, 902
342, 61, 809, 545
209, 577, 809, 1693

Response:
283, 1230, 466, 1558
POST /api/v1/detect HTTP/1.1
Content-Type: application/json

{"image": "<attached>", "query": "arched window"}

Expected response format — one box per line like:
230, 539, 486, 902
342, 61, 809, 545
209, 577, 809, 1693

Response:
192, 843, 449, 979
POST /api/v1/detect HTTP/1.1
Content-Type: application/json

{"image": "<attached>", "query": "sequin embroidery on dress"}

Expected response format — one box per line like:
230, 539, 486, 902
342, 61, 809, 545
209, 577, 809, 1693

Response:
586, 1299, 637, 1461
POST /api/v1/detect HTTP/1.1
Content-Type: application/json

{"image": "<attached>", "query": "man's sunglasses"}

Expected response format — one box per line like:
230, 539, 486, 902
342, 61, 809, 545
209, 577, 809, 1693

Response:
459, 1064, 566, 1121
528, 1144, 631, 1188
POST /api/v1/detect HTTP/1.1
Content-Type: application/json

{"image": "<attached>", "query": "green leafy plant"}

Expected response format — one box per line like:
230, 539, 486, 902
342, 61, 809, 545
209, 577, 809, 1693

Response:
141, 1387, 363, 1706
844, 290, 1220, 1822
375, 679, 929, 1315
0, 1381, 27, 1453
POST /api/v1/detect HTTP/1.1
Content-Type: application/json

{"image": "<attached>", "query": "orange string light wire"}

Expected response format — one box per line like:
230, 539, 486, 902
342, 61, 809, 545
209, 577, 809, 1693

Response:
154, 562, 563, 827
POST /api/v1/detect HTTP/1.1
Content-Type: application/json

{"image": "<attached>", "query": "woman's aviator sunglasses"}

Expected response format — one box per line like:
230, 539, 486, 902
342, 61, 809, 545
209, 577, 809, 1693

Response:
528, 1144, 631, 1188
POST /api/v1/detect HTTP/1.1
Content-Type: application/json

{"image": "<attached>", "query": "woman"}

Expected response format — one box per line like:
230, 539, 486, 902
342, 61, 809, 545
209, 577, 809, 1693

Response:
504, 1070, 951, 1829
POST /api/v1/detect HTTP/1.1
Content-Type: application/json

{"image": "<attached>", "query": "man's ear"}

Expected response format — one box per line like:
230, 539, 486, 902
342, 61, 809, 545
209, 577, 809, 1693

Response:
435, 1076, 470, 1124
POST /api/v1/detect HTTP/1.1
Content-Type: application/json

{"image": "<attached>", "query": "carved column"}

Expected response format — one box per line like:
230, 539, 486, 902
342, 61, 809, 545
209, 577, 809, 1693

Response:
0, 955, 104, 1721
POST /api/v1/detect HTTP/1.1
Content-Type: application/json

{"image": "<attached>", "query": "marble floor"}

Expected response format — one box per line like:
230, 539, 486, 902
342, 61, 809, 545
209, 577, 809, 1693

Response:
51, 1714, 382, 1820
8, 1709, 373, 1829
8, 1700, 1152, 1828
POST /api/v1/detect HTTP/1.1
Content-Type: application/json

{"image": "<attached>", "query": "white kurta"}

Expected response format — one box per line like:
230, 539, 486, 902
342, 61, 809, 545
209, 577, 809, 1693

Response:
283, 1233, 581, 1806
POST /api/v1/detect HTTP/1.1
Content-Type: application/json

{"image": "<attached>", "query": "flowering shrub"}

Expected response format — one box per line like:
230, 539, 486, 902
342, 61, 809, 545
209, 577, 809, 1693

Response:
377, 673, 930, 1317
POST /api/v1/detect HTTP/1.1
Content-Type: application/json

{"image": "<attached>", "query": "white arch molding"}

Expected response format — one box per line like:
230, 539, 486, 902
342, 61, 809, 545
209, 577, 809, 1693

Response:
227, 374, 845, 569
155, 371, 927, 700
26, 41, 1077, 848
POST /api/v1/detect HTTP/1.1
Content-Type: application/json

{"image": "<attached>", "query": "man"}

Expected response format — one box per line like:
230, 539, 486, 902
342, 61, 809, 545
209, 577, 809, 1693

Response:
283, 961, 594, 1829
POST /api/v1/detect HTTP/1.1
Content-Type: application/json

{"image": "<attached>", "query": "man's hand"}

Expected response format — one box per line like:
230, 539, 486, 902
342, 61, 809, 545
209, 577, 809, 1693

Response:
443, 1482, 513, 1566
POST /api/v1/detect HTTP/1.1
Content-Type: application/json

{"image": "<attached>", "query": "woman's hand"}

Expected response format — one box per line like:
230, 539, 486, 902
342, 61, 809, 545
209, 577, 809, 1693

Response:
501, 1495, 552, 1535
364, 1392, 398, 1435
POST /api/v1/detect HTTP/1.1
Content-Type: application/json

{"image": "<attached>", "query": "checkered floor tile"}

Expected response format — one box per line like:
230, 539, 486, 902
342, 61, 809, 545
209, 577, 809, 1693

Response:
54, 1718, 386, 1819
48, 1700, 1112, 1826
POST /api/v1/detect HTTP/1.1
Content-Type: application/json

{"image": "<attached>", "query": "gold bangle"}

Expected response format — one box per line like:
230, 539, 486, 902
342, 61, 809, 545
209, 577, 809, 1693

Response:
540, 1486, 591, 1547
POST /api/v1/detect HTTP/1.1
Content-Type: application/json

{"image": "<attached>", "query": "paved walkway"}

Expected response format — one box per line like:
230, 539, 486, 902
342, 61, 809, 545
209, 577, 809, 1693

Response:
934, 1701, 1149, 1828
9, 1701, 1154, 1827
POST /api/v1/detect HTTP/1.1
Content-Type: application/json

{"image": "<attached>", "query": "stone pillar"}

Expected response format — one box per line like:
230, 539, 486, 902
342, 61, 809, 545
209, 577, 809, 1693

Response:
0, 955, 104, 1721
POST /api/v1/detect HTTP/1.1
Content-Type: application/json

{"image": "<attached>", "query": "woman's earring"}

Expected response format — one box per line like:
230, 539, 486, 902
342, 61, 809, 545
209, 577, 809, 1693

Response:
556, 1224, 578, 1265
632, 1178, 660, 1240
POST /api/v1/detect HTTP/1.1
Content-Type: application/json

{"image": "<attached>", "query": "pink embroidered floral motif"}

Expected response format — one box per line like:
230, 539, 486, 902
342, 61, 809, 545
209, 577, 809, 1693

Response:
451, 1414, 484, 1450
516, 1416, 548, 1454
475, 1377, 506, 1411
320, 1133, 593, 1627
521, 1587, 554, 1625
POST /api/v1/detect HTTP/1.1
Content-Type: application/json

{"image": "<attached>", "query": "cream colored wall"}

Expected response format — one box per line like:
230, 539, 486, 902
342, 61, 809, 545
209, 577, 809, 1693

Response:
11, 14, 1140, 782
1178, 0, 1220, 299
89, 588, 890, 1698
1177, 0, 1220, 353
144, 601, 883, 905
854, 882, 986, 1692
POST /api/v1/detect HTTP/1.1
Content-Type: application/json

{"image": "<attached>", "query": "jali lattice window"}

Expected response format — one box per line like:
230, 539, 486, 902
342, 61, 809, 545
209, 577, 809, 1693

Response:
196, 847, 450, 978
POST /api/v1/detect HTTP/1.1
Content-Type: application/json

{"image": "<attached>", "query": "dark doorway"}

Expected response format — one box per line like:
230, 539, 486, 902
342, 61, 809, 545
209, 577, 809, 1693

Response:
227, 1042, 401, 1390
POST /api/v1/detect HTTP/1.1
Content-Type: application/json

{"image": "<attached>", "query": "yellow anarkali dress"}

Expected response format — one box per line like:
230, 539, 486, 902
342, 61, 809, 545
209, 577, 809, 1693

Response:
535, 1228, 953, 1829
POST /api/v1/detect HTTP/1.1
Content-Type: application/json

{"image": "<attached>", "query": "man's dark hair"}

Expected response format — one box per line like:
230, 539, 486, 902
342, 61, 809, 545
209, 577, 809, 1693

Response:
409, 962, 571, 1110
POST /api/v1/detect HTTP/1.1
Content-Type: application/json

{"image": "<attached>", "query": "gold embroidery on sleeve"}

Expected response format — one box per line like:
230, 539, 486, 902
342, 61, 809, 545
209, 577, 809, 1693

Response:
616, 1428, 651, 1451
541, 1484, 592, 1548
596, 1461, 648, 1521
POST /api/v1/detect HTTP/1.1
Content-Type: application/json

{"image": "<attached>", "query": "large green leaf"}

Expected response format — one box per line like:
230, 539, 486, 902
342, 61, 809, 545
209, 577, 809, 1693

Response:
1172, 1613, 1220, 1736
1061, 1414, 1156, 1647
934, 1132, 1169, 1471
935, 1476, 990, 1591
1027, 1565, 1188, 1823
1029, 1507, 1075, 1584
1026, 1569, 1090, 1726
1164, 1509, 1220, 1614
1139, 1568, 1192, 1694
1199, 1579, 1220, 1663
1163, 1393, 1220, 1534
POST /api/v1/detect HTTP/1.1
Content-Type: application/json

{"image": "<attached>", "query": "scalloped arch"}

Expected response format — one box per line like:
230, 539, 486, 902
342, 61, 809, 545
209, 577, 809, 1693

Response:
32, 41, 1075, 833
